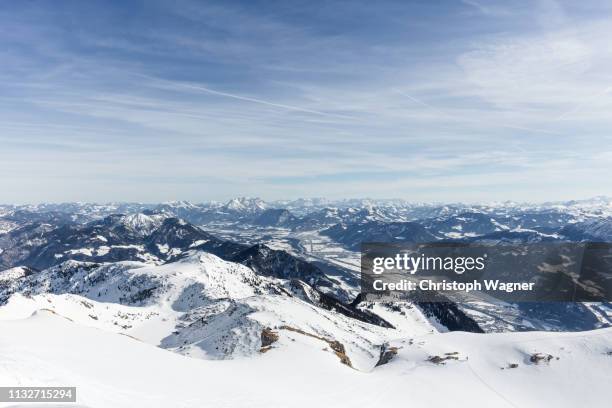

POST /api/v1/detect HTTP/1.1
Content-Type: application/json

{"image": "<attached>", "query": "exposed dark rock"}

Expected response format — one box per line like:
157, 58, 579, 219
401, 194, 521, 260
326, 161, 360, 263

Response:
529, 353, 556, 364
375, 343, 399, 367
417, 299, 484, 333
279, 325, 353, 368
260, 327, 279, 350
427, 354, 459, 365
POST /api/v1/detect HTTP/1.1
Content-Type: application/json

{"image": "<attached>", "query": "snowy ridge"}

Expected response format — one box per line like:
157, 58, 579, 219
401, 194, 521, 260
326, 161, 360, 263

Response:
0, 251, 431, 369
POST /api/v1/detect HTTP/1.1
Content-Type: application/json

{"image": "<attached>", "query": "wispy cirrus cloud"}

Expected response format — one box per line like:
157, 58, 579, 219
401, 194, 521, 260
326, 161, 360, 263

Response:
0, 0, 611, 203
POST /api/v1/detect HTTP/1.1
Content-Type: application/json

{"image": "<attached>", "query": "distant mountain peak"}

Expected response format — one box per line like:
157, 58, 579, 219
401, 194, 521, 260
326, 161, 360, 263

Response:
120, 213, 166, 236
160, 200, 198, 209
223, 197, 267, 212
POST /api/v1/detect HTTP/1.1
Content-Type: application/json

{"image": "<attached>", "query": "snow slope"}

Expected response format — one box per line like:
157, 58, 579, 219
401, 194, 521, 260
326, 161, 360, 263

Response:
2, 247, 611, 407
1, 311, 610, 408
0, 251, 431, 370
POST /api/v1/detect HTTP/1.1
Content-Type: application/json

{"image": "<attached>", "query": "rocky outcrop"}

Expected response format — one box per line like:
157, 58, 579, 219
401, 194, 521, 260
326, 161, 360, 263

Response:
375, 343, 399, 367
260, 327, 279, 352
279, 325, 353, 368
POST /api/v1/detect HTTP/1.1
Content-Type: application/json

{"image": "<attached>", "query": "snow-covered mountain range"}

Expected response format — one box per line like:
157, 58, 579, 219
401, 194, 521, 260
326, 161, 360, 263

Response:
1, 198, 611, 407
2, 195, 611, 231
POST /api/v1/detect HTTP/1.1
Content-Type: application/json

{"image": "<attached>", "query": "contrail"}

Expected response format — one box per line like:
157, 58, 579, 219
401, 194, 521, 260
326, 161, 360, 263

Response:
553, 85, 612, 121
499, 124, 558, 136
394, 89, 560, 135
135, 73, 354, 120
395, 90, 445, 114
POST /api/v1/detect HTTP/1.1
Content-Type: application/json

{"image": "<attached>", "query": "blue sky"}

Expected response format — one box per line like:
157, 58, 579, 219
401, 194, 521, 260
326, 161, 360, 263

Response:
1, 0, 612, 203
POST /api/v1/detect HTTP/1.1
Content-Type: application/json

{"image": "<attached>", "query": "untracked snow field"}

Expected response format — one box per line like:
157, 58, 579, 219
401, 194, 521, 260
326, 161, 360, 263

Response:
1, 310, 611, 408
